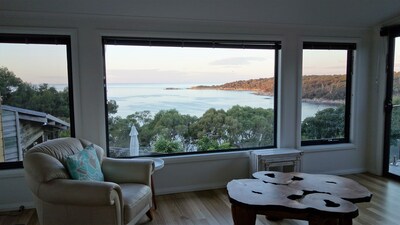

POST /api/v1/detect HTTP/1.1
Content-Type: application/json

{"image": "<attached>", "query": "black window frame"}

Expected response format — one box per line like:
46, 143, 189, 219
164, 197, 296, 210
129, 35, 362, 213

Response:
380, 24, 400, 179
0, 33, 75, 169
102, 37, 281, 157
301, 42, 355, 146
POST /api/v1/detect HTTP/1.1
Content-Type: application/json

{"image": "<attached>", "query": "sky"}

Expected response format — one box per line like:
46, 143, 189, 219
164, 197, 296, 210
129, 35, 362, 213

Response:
303, 50, 347, 75
104, 45, 275, 84
395, 37, 400, 72
0, 43, 68, 84
0, 42, 362, 85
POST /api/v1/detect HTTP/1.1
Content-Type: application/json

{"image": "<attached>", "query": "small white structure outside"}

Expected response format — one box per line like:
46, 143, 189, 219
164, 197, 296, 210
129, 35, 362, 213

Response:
129, 125, 139, 156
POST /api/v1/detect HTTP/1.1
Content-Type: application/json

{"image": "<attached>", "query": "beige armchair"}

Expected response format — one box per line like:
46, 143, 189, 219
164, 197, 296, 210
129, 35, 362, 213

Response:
23, 137, 154, 225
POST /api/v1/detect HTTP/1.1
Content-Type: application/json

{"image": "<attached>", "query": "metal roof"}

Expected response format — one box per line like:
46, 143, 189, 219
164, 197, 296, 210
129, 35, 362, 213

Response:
1, 105, 70, 130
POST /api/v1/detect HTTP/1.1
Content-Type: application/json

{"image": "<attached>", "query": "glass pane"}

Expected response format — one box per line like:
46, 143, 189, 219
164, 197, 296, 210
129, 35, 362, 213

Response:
105, 45, 276, 157
0, 43, 71, 163
301, 49, 348, 142
388, 37, 400, 175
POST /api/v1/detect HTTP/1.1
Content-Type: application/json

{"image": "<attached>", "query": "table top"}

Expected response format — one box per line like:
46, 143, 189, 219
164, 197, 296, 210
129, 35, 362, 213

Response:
152, 158, 164, 171
227, 171, 372, 217
141, 157, 165, 171
252, 171, 372, 203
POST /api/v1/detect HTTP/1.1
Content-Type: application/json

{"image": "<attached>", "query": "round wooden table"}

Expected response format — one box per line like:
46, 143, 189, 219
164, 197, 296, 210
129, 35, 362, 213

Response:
227, 171, 372, 225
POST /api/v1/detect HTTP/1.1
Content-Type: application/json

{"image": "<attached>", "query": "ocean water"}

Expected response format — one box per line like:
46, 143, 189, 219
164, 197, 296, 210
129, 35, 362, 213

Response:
105, 83, 333, 120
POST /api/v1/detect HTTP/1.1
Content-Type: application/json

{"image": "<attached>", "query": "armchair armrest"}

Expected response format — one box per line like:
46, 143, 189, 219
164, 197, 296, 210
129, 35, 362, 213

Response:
101, 158, 153, 186
37, 179, 122, 207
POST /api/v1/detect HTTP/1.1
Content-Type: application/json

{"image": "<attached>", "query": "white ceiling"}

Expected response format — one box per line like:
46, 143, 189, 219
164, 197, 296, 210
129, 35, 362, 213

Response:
1, 0, 400, 28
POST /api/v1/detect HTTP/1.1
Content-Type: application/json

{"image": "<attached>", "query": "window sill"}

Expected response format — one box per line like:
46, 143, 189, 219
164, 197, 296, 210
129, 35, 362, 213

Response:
159, 150, 250, 164
149, 144, 356, 165
299, 143, 356, 153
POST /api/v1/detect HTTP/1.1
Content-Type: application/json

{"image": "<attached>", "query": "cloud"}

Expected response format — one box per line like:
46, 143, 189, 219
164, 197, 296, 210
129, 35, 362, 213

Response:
210, 57, 265, 66
106, 68, 266, 84
303, 65, 346, 75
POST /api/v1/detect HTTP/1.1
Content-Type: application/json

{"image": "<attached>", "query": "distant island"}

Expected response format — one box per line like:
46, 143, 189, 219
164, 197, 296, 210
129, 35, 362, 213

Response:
190, 75, 348, 104
165, 87, 183, 90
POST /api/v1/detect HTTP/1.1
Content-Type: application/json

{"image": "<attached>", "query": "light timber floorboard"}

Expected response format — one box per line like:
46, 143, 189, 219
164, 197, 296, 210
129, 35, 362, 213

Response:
1, 173, 399, 225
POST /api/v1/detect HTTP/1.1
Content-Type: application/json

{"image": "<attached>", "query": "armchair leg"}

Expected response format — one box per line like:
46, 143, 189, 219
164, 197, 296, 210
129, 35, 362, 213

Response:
146, 209, 153, 221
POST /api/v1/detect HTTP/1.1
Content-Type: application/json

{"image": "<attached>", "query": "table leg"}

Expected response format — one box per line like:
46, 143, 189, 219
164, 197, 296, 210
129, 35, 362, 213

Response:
151, 175, 157, 210
266, 215, 282, 221
309, 216, 338, 225
338, 218, 352, 225
324, 219, 339, 225
231, 204, 256, 225
309, 217, 351, 225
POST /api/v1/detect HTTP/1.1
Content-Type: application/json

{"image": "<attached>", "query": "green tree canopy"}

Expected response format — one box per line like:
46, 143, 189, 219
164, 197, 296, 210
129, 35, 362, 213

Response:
107, 106, 276, 153
301, 105, 345, 140
226, 105, 274, 148
0, 67, 23, 102
1, 66, 70, 119
140, 109, 197, 151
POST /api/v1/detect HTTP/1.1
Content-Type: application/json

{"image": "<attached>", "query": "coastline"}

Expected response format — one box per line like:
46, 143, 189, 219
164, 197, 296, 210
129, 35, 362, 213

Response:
301, 98, 344, 105
168, 86, 343, 105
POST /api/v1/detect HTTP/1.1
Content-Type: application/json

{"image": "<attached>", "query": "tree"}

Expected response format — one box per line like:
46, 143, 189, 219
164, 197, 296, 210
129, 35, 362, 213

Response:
139, 109, 196, 151
107, 110, 152, 148
1, 67, 71, 119
154, 137, 182, 153
196, 136, 231, 151
226, 105, 274, 148
301, 105, 345, 140
8, 83, 70, 119
108, 116, 132, 148
0, 67, 23, 103
107, 100, 119, 115
189, 108, 228, 147
188, 106, 275, 150
390, 96, 400, 145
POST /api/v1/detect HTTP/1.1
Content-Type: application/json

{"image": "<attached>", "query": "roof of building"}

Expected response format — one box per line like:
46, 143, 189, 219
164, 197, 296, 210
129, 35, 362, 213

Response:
1, 105, 70, 130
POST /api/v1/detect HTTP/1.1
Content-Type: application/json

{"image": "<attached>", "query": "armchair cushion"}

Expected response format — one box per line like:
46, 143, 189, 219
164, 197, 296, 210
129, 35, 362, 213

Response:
66, 145, 104, 181
120, 183, 152, 223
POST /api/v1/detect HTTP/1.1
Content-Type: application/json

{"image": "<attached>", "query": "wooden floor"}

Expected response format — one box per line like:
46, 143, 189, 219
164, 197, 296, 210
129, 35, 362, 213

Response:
1, 173, 399, 225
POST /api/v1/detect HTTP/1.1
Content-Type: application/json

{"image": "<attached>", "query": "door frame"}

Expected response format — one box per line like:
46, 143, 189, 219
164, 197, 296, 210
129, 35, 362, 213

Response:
381, 25, 400, 178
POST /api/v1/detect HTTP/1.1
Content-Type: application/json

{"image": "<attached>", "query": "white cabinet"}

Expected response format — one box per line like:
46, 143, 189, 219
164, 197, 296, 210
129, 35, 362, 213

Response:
250, 149, 303, 173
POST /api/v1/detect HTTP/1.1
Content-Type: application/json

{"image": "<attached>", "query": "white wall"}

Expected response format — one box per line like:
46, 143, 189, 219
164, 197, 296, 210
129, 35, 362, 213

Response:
366, 28, 387, 175
0, 9, 374, 210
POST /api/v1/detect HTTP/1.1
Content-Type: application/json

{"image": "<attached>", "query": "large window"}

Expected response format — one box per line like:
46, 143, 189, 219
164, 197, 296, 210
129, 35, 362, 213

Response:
103, 37, 280, 157
0, 34, 74, 169
301, 42, 355, 145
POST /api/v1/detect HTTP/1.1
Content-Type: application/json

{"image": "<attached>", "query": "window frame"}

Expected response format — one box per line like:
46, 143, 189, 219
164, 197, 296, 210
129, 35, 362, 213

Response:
0, 33, 75, 169
300, 42, 355, 146
102, 37, 281, 157
380, 24, 400, 179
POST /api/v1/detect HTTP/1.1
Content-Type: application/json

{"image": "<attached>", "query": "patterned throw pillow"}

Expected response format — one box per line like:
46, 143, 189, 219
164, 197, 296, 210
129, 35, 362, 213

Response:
66, 145, 104, 181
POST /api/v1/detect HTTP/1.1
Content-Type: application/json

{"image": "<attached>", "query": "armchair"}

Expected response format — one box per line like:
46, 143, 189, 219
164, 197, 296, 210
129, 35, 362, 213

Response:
23, 137, 154, 225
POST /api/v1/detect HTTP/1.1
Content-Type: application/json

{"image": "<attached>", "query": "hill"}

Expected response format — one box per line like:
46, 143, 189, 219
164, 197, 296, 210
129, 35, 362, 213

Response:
191, 75, 348, 102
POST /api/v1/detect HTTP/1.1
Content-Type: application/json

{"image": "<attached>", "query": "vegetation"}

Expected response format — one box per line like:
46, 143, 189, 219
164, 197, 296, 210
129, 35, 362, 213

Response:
192, 74, 347, 102
301, 105, 345, 140
0, 67, 70, 120
192, 77, 275, 95
302, 75, 346, 101
107, 106, 275, 153
387, 72, 400, 145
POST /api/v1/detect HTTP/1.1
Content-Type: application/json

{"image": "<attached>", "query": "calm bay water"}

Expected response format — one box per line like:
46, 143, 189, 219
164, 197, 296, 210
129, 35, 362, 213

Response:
105, 83, 332, 120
